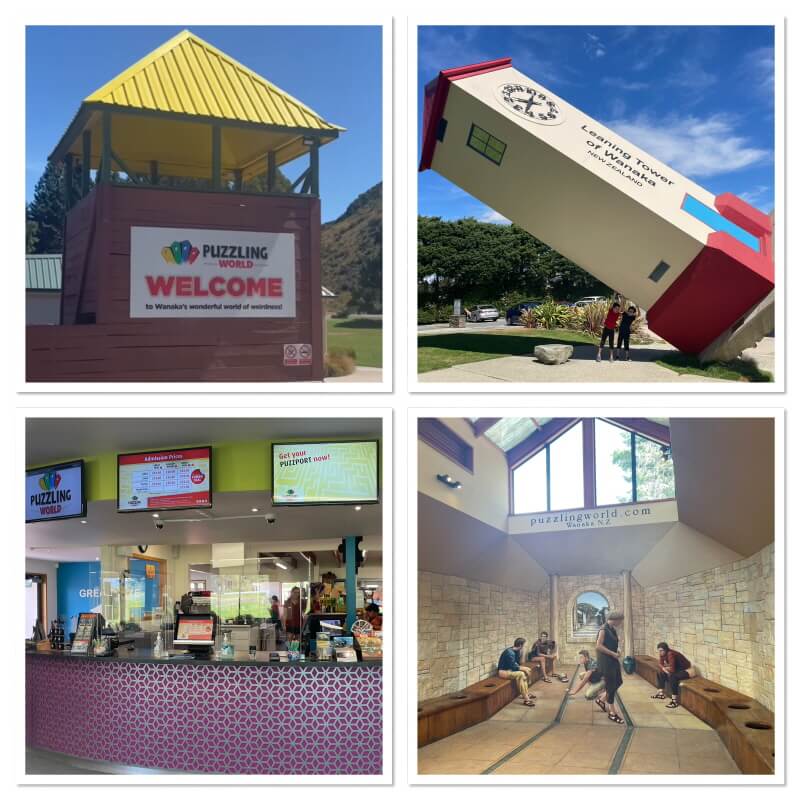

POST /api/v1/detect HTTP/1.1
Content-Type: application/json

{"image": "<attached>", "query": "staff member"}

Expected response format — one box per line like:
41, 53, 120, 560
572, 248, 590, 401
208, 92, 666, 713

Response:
283, 587, 303, 642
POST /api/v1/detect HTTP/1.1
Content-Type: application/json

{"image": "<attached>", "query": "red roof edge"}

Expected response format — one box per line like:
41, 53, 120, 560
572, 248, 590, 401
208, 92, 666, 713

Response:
715, 192, 774, 262
419, 58, 513, 172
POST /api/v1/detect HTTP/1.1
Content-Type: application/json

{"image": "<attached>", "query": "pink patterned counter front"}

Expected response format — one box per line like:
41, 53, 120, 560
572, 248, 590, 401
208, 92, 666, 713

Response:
26, 654, 382, 774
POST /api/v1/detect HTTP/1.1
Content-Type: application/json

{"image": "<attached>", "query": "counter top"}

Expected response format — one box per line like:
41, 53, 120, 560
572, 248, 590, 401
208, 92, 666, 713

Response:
26, 647, 380, 668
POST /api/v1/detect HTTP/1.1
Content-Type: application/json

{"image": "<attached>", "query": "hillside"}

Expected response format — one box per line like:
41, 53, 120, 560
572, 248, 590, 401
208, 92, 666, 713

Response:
321, 182, 382, 313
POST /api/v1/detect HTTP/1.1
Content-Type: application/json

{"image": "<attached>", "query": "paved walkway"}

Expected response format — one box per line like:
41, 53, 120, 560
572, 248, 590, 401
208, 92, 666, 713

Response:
418, 672, 739, 776
325, 366, 383, 383
419, 342, 724, 383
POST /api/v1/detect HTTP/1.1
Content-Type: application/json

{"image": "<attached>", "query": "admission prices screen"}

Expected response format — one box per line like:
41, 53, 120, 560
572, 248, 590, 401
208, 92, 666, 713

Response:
272, 441, 379, 505
118, 447, 211, 512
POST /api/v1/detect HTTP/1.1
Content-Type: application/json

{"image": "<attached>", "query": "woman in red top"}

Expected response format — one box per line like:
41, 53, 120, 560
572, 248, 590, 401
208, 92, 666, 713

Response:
596, 302, 621, 362
652, 641, 693, 708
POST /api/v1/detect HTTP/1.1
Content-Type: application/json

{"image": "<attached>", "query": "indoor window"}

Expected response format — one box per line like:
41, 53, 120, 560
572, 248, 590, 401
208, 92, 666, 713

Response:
512, 448, 547, 514
595, 419, 634, 506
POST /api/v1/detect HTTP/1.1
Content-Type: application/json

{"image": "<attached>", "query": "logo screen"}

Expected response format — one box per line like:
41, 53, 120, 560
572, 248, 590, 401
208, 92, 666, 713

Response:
26, 461, 85, 523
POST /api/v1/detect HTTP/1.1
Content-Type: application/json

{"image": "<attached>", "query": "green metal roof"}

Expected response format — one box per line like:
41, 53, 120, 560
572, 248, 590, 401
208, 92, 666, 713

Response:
26, 254, 62, 291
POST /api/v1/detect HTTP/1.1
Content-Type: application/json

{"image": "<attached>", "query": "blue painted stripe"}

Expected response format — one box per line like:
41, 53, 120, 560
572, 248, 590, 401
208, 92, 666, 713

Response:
682, 195, 760, 252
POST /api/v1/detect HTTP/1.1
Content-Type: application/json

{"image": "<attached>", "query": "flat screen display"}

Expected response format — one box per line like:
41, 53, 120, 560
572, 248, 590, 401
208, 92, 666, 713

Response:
26, 460, 86, 523
271, 440, 379, 506
117, 447, 212, 513
174, 615, 215, 645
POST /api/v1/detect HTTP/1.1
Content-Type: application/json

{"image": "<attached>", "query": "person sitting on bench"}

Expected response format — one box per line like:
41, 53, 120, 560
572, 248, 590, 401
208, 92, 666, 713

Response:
652, 641, 694, 708
498, 637, 536, 707
529, 631, 569, 683
568, 648, 606, 700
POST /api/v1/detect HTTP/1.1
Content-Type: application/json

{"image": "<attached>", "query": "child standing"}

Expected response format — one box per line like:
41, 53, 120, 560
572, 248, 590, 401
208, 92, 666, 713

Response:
616, 305, 639, 361
596, 302, 621, 362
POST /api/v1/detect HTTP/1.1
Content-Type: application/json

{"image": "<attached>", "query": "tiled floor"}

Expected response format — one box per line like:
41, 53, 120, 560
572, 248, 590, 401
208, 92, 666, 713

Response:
418, 672, 740, 776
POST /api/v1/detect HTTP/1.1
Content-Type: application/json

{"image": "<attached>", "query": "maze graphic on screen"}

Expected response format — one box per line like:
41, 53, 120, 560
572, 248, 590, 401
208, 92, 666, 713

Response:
273, 442, 378, 503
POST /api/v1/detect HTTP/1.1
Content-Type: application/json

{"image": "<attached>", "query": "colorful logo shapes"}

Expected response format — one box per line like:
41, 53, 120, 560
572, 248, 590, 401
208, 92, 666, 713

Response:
161, 240, 200, 265
38, 471, 62, 491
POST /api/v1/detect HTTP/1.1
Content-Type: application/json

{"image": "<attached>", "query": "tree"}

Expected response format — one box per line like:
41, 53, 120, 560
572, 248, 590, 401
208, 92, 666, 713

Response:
26, 219, 39, 254
26, 161, 66, 254
611, 436, 675, 503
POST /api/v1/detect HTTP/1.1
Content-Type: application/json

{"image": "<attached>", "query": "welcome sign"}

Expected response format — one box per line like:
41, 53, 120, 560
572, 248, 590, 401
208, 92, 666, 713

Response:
26, 460, 86, 522
130, 226, 296, 318
507, 499, 678, 535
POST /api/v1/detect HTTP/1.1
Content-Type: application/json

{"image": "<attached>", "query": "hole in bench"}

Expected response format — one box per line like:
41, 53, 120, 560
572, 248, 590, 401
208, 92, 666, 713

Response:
703, 688, 721, 693
483, 683, 497, 687
745, 721, 773, 730
728, 704, 751, 710
451, 694, 468, 699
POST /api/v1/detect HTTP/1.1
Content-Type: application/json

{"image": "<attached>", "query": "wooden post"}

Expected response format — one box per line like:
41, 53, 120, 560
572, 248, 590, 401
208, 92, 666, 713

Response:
309, 137, 320, 196
211, 124, 221, 189
81, 130, 91, 196
150, 160, 159, 186
582, 418, 596, 508
622, 569, 633, 658
266, 151, 276, 193
63, 154, 74, 210
549, 573, 559, 657
99, 109, 111, 183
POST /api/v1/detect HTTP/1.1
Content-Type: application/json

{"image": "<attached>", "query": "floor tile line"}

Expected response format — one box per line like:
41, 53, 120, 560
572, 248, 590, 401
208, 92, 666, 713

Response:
608, 683, 635, 775
481, 666, 579, 775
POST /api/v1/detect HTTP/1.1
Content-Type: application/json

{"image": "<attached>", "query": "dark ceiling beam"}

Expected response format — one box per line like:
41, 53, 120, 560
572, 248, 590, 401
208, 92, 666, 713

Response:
506, 418, 579, 468
466, 418, 502, 437
606, 418, 671, 445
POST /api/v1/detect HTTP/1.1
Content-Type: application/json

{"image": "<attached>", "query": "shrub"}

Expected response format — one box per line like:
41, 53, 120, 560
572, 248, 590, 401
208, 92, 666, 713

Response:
579, 301, 610, 337
519, 307, 538, 328
325, 347, 356, 377
533, 299, 571, 329
417, 304, 449, 325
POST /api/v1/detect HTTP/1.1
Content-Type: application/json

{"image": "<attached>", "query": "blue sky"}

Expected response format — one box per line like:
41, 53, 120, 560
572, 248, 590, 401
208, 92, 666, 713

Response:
26, 26, 382, 223
418, 26, 775, 222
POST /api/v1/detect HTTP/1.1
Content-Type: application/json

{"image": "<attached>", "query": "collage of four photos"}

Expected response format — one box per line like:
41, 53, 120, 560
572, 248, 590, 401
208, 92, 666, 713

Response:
16, 12, 787, 789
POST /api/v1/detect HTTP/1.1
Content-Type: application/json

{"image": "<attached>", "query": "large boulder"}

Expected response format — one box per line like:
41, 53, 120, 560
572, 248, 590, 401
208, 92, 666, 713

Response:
534, 344, 573, 365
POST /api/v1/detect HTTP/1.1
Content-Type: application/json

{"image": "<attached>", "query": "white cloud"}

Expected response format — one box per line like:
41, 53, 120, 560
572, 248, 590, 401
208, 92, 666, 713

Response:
666, 59, 718, 91
601, 77, 649, 91
418, 27, 490, 75
607, 112, 771, 178
737, 185, 773, 212
583, 32, 607, 59
480, 209, 511, 225
740, 46, 774, 97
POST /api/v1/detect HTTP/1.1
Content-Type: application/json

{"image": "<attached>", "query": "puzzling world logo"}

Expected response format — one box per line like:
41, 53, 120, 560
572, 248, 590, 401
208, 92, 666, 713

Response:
31, 470, 73, 515
161, 240, 200, 265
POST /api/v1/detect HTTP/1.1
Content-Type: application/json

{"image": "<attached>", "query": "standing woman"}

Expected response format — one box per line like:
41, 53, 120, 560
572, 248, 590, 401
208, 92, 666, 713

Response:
595, 610, 626, 724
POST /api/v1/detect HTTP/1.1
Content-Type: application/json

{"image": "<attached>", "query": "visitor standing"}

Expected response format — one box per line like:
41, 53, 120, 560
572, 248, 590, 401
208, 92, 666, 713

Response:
596, 302, 621, 362
595, 611, 626, 724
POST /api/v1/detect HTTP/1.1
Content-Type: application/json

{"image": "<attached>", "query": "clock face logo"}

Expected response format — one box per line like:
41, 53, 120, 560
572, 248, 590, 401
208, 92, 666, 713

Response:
497, 83, 564, 125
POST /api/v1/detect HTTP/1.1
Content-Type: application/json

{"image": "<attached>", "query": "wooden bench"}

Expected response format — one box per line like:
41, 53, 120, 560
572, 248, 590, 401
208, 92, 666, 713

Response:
633, 655, 774, 774
418, 659, 549, 747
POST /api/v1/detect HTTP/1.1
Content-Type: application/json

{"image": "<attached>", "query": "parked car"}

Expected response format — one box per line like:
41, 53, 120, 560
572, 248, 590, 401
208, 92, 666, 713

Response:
466, 304, 500, 322
505, 300, 540, 325
572, 295, 607, 308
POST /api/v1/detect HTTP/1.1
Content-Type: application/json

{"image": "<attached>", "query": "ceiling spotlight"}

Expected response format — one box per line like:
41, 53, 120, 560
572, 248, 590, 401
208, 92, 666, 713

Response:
354, 505, 362, 511
95, 557, 100, 561
251, 507, 259, 513
275, 560, 288, 570
151, 513, 160, 519
436, 473, 462, 490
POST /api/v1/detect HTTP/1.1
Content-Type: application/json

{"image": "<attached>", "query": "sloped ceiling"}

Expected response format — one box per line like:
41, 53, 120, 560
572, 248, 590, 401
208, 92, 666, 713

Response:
670, 418, 774, 557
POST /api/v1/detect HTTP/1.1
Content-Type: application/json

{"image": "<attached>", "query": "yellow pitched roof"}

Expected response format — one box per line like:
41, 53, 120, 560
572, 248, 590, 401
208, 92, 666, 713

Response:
50, 30, 343, 175
85, 29, 342, 132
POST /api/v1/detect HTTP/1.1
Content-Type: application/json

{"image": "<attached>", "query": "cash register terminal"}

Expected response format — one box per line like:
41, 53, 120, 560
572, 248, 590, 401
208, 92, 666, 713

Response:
172, 613, 218, 659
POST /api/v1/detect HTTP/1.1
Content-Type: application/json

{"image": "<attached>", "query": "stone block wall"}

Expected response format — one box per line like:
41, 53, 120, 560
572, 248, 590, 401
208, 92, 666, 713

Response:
643, 543, 774, 710
418, 571, 540, 702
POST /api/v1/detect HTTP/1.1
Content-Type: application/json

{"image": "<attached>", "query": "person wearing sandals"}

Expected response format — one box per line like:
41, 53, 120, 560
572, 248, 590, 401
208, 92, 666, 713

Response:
652, 641, 694, 708
529, 632, 570, 684
595, 611, 626, 724
568, 648, 606, 700
498, 637, 536, 707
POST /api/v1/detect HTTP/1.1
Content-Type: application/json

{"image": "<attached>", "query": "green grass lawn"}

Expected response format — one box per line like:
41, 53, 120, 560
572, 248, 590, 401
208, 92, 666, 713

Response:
327, 316, 382, 368
654, 353, 773, 383
418, 328, 596, 373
